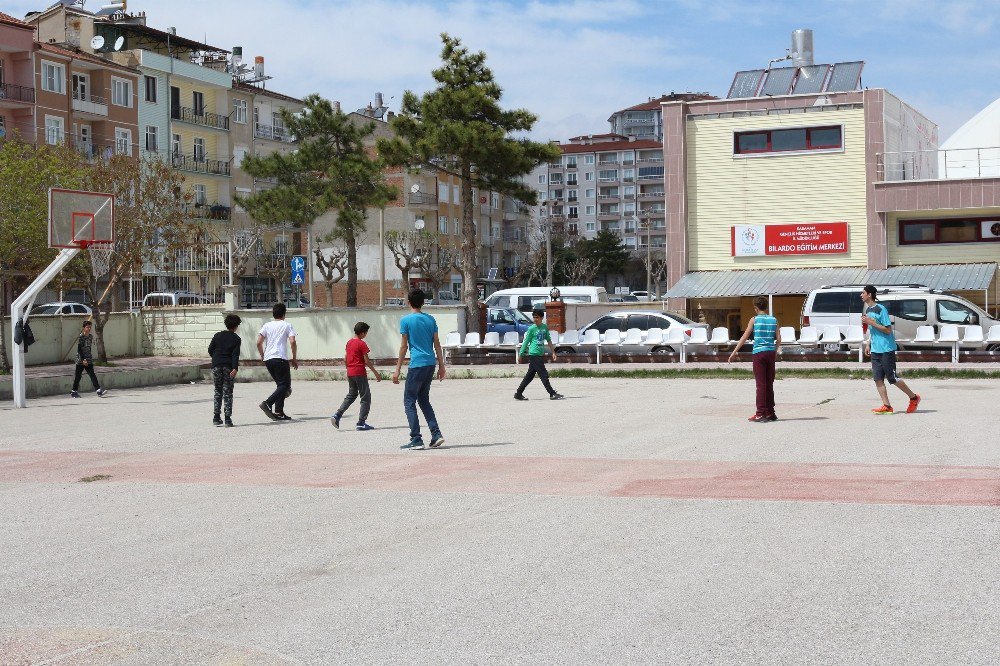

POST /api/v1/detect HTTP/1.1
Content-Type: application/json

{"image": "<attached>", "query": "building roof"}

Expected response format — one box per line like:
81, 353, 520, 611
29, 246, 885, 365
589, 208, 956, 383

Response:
559, 139, 662, 155
665, 263, 998, 298
567, 132, 627, 142
0, 11, 33, 28
38, 42, 141, 74
235, 82, 303, 105
108, 21, 228, 54
611, 93, 717, 115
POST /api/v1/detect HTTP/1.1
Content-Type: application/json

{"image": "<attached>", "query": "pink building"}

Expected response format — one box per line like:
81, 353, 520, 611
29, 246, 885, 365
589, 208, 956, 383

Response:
0, 12, 36, 142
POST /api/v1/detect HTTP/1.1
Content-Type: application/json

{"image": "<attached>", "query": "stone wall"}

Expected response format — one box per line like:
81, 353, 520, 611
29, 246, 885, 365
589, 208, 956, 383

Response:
3, 313, 141, 367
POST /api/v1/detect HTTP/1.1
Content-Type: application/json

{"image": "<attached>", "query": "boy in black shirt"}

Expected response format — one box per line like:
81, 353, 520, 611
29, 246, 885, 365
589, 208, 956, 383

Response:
71, 321, 106, 398
208, 314, 242, 426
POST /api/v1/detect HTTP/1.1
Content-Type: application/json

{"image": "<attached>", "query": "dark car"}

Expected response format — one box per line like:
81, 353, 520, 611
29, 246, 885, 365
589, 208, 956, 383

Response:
487, 307, 532, 339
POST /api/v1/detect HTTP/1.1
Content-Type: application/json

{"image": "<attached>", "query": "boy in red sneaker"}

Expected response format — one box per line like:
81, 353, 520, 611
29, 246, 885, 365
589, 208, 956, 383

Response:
861, 285, 921, 414
331, 321, 382, 430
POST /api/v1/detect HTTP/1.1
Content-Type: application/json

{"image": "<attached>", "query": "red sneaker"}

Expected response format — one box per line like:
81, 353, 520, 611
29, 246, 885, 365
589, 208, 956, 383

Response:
906, 395, 921, 414
872, 405, 894, 415
748, 414, 766, 422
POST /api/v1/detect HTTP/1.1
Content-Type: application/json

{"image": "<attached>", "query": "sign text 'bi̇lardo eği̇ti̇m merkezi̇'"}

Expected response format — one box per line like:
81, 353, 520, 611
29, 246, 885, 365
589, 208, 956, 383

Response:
731, 222, 849, 257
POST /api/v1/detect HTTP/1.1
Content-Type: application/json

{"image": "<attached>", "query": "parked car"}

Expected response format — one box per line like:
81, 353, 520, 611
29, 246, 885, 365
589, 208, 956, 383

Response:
556, 310, 711, 355
802, 285, 1000, 350
487, 307, 533, 339
427, 290, 462, 305
630, 291, 656, 302
609, 294, 639, 303
484, 286, 609, 313
29, 302, 92, 316
142, 292, 212, 308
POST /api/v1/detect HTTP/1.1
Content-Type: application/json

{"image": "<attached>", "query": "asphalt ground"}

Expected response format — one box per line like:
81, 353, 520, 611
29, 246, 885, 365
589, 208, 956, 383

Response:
1, 374, 998, 664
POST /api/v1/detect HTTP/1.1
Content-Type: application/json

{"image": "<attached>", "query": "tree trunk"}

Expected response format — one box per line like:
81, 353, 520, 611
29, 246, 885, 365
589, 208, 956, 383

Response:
345, 226, 358, 307
0, 297, 10, 373
460, 162, 479, 333
325, 281, 334, 308
401, 267, 409, 293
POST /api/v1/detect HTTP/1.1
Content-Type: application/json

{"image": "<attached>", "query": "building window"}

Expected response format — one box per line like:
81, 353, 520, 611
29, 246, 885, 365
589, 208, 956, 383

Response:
453, 218, 460, 235
44, 115, 64, 145
567, 189, 578, 202
114, 128, 131, 155
568, 206, 578, 218
598, 170, 618, 181
438, 182, 449, 203
537, 174, 546, 184
71, 73, 88, 101
566, 174, 578, 186
233, 99, 248, 124
41, 61, 65, 94
566, 157, 577, 168
439, 216, 448, 234
734, 125, 843, 155
585, 189, 595, 199
193, 184, 207, 205
172, 133, 181, 156
233, 145, 248, 168
585, 172, 594, 181
193, 137, 205, 161
111, 78, 133, 107
586, 222, 596, 231
453, 185, 460, 204
145, 125, 158, 152
584, 155, 595, 165
586, 205, 595, 215
193, 91, 205, 115
492, 193, 500, 208
144, 75, 157, 103
898, 218, 1000, 245
638, 166, 664, 180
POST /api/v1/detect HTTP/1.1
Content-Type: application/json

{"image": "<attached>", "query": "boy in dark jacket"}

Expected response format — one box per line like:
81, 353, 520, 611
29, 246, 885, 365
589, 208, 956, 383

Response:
208, 314, 242, 426
71, 321, 106, 398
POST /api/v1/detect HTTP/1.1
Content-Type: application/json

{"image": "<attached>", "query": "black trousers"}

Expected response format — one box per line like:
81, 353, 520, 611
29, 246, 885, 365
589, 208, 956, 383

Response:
336, 375, 371, 425
73, 363, 100, 391
264, 358, 291, 413
516, 355, 555, 396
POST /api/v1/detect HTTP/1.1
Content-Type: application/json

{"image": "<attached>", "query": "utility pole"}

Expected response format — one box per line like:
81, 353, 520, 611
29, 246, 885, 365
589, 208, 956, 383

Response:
378, 207, 385, 306
544, 200, 553, 289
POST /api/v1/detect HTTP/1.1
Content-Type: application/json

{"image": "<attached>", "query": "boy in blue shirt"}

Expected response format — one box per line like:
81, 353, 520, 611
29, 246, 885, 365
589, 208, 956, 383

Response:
392, 289, 446, 449
729, 295, 781, 422
861, 285, 921, 415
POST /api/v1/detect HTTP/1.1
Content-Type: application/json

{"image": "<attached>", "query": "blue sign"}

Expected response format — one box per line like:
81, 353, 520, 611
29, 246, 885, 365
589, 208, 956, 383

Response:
290, 255, 306, 285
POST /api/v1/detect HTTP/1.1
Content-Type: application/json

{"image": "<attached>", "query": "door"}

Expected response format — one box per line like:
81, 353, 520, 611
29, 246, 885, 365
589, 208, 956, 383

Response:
79, 125, 91, 155
72, 73, 88, 101
170, 86, 180, 119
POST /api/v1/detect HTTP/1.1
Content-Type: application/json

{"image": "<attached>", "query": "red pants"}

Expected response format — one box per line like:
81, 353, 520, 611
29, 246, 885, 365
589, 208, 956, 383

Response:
752, 350, 776, 417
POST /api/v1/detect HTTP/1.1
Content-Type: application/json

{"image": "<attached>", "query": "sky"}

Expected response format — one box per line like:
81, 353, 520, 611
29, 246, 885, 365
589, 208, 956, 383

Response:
10, 0, 1000, 142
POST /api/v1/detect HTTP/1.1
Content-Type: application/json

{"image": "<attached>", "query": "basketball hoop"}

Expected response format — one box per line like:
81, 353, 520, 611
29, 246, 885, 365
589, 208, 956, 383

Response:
86, 241, 114, 278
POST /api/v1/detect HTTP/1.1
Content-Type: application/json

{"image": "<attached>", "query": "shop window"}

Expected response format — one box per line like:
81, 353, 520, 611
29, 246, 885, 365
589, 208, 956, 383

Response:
734, 125, 842, 155
899, 218, 1000, 245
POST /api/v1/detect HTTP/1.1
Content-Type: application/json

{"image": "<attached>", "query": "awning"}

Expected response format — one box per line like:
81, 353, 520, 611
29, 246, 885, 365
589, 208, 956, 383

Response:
665, 262, 998, 298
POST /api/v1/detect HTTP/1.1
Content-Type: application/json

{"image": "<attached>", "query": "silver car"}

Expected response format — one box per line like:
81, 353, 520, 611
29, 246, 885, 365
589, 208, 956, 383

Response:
557, 310, 711, 355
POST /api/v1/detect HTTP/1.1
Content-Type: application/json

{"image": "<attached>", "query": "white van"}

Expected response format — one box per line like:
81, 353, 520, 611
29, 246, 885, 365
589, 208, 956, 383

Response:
483, 286, 609, 313
802, 285, 1000, 349
142, 292, 212, 308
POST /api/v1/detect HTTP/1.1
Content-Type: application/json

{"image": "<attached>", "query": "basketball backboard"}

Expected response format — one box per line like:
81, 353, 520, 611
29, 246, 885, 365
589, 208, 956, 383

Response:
49, 188, 115, 249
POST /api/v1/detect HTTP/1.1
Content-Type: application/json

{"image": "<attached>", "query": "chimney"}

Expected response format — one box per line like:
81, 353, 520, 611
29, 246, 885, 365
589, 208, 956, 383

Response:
254, 55, 264, 79
375, 92, 383, 107
386, 110, 395, 120
790, 29, 814, 67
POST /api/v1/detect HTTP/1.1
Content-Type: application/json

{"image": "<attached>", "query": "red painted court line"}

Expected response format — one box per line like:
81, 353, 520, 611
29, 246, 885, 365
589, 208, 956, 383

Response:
0, 450, 998, 506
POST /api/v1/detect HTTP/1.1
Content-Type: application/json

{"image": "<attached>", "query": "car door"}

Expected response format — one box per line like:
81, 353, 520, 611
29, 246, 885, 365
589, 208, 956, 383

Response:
623, 314, 651, 352
885, 298, 929, 348
935, 297, 980, 347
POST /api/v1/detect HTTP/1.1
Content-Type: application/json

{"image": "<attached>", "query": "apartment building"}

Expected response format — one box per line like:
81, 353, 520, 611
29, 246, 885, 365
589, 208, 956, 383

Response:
0, 12, 35, 142
607, 92, 715, 142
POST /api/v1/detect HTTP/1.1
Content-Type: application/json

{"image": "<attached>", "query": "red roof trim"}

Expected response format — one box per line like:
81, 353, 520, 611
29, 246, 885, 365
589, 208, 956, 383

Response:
37, 43, 140, 74
0, 11, 33, 29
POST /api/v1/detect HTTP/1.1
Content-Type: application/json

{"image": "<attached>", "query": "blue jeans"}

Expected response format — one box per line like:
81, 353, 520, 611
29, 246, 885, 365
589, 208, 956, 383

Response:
403, 365, 441, 442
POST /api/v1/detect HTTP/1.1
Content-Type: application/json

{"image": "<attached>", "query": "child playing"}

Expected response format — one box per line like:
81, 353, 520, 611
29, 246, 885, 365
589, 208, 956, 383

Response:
514, 309, 563, 401
332, 321, 382, 431
392, 289, 446, 450
71, 321, 106, 398
256, 303, 297, 421
729, 295, 781, 422
208, 314, 242, 427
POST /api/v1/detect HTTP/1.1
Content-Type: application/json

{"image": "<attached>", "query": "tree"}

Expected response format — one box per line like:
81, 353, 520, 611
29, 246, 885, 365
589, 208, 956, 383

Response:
564, 257, 599, 285
422, 240, 458, 298
80, 155, 192, 361
313, 240, 348, 306
378, 34, 560, 331
0, 140, 88, 372
578, 231, 630, 287
239, 95, 396, 306
384, 229, 434, 290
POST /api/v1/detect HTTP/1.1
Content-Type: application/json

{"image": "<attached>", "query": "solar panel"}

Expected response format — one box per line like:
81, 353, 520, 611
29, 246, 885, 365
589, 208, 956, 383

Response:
727, 70, 765, 99
760, 67, 798, 96
791, 64, 830, 94
825, 61, 864, 92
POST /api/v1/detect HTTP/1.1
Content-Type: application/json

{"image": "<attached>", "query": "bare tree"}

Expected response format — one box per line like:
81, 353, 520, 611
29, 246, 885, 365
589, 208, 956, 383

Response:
565, 257, 599, 285
313, 242, 348, 306
256, 240, 291, 300
384, 230, 434, 288
422, 241, 457, 298
649, 254, 668, 298
229, 226, 263, 283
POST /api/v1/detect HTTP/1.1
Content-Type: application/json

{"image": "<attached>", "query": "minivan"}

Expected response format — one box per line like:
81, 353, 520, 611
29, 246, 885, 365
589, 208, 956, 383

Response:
142, 292, 212, 308
802, 285, 1000, 350
483, 286, 609, 313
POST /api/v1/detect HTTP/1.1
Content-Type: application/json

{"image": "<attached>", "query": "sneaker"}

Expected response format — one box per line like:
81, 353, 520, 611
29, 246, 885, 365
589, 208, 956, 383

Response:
213, 416, 223, 426
224, 418, 234, 427
748, 414, 766, 422
274, 413, 292, 421
872, 405, 894, 415
331, 413, 341, 429
96, 388, 107, 397
402, 438, 425, 450
549, 393, 565, 400
259, 402, 279, 421
514, 394, 528, 401
429, 435, 445, 448
71, 390, 80, 398
765, 414, 778, 422
906, 395, 921, 414
356, 423, 374, 431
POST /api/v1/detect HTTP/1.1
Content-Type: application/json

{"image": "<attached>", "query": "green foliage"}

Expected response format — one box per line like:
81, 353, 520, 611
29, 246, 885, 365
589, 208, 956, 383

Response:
576, 231, 630, 283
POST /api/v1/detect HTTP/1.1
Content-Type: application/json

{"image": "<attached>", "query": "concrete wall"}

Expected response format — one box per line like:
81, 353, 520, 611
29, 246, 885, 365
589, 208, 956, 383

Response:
141, 306, 466, 360
3, 313, 141, 366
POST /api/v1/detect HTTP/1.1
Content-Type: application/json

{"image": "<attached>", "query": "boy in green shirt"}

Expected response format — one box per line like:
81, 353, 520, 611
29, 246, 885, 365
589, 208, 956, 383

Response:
514, 309, 563, 401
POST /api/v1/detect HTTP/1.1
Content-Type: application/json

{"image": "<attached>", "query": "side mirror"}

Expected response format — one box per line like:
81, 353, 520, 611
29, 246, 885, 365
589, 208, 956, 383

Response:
970, 314, 979, 326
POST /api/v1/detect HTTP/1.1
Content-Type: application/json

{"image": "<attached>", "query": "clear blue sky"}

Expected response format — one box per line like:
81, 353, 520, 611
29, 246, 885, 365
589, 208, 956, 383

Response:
8, 0, 1000, 141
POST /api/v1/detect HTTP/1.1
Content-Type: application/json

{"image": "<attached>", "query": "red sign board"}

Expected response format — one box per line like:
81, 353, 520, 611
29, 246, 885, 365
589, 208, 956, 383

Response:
731, 222, 849, 257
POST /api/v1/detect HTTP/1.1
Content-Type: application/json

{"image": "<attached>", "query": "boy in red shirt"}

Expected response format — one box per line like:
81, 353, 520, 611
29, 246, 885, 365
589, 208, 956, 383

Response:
331, 322, 382, 431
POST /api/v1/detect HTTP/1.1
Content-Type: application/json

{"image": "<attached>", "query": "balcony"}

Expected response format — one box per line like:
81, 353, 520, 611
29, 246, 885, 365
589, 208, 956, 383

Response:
597, 160, 618, 166
71, 91, 108, 117
597, 212, 619, 221
184, 203, 232, 221
624, 118, 656, 126
407, 191, 438, 207
171, 153, 231, 176
565, 162, 577, 170
639, 191, 665, 199
547, 162, 563, 169
172, 105, 230, 131
0, 82, 35, 105
638, 156, 664, 163
637, 174, 662, 181
597, 194, 619, 201
597, 176, 618, 183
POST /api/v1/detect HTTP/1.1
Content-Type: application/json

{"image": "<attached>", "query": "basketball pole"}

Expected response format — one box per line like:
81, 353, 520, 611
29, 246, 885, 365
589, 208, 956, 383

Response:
10, 248, 81, 408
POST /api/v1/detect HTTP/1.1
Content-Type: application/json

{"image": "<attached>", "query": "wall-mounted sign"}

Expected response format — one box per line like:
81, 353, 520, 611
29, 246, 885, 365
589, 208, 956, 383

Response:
731, 222, 849, 257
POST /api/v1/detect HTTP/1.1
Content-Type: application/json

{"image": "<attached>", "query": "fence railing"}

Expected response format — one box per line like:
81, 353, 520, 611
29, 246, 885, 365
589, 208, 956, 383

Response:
172, 105, 230, 131
174, 243, 230, 272
877, 147, 1000, 181
0, 81, 35, 103
171, 153, 231, 176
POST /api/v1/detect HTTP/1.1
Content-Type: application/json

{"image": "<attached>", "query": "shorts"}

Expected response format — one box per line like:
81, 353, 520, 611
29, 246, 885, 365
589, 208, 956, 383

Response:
871, 351, 899, 384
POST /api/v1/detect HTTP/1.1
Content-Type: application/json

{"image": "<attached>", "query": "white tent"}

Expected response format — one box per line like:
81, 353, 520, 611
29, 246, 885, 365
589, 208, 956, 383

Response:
938, 97, 1000, 179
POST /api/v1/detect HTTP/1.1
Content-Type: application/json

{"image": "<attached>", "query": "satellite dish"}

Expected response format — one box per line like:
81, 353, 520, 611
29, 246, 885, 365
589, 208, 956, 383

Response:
113, 36, 125, 51
91, 35, 105, 50
414, 218, 425, 230
410, 183, 420, 194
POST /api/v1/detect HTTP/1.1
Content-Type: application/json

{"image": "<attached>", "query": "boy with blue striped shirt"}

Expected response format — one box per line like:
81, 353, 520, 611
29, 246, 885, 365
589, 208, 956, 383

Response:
729, 296, 781, 422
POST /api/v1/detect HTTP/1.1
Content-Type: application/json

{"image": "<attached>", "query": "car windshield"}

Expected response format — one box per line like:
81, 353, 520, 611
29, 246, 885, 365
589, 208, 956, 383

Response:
511, 309, 532, 324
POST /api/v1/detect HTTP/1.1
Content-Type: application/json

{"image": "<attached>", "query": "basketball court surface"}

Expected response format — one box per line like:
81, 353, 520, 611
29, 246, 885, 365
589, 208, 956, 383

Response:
1, 376, 997, 662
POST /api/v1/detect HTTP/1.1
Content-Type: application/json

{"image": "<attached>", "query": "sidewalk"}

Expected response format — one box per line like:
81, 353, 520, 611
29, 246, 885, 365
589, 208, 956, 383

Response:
0, 357, 203, 400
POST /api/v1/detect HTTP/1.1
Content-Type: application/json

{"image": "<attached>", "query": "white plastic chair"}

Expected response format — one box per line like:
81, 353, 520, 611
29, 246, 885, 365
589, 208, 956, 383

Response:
580, 328, 602, 363
480, 331, 500, 348
779, 327, 798, 345
842, 325, 864, 362
709, 327, 730, 347
665, 327, 687, 362
688, 327, 709, 345
988, 325, 1000, 344
460, 331, 481, 348
442, 331, 462, 363
499, 331, 521, 362
643, 328, 664, 346
911, 325, 936, 344
820, 326, 842, 347
938, 324, 960, 363
560, 329, 580, 345
798, 326, 819, 346
621, 327, 643, 347
601, 329, 623, 350
962, 325, 984, 345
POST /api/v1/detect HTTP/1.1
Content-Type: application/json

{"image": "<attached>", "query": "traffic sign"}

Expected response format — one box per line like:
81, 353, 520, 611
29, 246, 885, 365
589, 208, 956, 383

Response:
290, 255, 306, 285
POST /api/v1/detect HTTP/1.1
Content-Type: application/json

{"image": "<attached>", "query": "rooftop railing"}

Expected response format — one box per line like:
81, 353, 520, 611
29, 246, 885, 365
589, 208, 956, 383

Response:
876, 147, 1000, 181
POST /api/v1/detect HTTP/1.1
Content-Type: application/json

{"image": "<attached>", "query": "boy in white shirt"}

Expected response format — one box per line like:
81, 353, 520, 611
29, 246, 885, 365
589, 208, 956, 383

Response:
256, 303, 298, 420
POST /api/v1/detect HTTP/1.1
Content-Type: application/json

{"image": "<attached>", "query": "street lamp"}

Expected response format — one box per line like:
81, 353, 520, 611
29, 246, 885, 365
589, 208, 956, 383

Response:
540, 199, 554, 289
638, 212, 652, 297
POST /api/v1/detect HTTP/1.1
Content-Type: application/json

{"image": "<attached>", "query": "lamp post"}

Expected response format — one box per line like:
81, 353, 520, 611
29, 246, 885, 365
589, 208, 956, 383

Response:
378, 207, 385, 307
541, 199, 554, 289
637, 212, 652, 298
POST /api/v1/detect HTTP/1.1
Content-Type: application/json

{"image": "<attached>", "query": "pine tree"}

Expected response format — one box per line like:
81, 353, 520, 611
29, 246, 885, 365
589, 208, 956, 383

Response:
578, 231, 630, 287
240, 95, 395, 306
378, 34, 560, 330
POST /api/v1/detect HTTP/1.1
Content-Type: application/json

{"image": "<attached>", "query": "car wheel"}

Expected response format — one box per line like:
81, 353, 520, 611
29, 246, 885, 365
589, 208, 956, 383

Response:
651, 346, 674, 355
555, 346, 574, 355
987, 344, 1000, 353
822, 343, 844, 353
